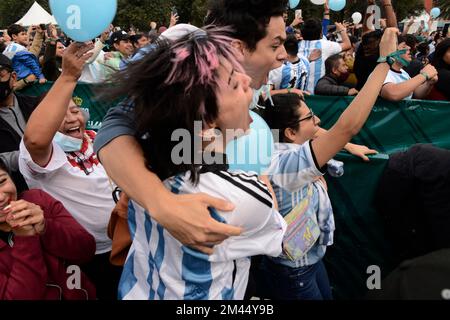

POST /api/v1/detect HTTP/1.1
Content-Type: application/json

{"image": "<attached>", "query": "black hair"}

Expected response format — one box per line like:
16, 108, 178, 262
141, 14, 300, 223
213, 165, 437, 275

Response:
300, 18, 322, 41
130, 33, 148, 46
204, 0, 288, 51
104, 27, 244, 183
397, 35, 406, 45
0, 158, 8, 173
417, 42, 429, 55
325, 54, 343, 75
7, 24, 26, 38
262, 93, 303, 143
284, 34, 299, 56
432, 38, 450, 70
349, 35, 358, 45
404, 34, 418, 50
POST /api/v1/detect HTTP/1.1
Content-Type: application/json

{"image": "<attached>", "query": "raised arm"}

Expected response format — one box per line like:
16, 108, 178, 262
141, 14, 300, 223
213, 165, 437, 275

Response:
23, 43, 93, 167
381, 64, 438, 101
97, 135, 241, 254
311, 28, 398, 167
382, 0, 397, 28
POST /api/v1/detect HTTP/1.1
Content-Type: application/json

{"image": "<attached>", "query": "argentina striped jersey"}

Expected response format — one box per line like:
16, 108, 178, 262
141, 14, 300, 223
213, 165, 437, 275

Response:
118, 163, 286, 300
298, 39, 342, 94
268, 57, 310, 91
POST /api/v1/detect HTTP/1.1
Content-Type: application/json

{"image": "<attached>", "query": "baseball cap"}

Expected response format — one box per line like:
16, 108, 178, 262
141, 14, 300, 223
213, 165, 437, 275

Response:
0, 53, 12, 71
110, 30, 130, 44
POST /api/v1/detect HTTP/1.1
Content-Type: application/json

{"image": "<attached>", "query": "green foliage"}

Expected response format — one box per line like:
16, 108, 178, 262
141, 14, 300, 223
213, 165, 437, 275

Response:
114, 0, 197, 31
1, 0, 437, 31
0, 0, 49, 28
435, 0, 450, 19
290, 0, 423, 23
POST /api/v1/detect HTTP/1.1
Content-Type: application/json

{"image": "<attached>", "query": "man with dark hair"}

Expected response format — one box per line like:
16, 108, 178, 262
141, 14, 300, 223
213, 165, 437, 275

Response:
298, 18, 351, 93
403, 34, 425, 78
103, 31, 134, 78
204, 0, 288, 90
380, 37, 438, 101
0, 54, 40, 193
315, 54, 358, 96
93, 0, 289, 256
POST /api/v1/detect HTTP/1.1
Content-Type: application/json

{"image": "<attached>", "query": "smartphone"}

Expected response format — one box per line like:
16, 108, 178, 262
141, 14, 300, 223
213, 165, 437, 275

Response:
0, 31, 4, 38
40, 23, 46, 30
295, 9, 302, 19
171, 6, 178, 16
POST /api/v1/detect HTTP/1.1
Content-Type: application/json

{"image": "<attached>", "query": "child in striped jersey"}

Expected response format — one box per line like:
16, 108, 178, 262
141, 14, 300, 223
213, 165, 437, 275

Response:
111, 27, 286, 300
258, 28, 400, 300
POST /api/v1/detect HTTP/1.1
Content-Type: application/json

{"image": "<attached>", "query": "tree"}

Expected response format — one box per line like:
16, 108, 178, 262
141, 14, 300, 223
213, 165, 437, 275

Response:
290, 0, 424, 24
435, 0, 450, 19
0, 0, 50, 28
114, 0, 196, 31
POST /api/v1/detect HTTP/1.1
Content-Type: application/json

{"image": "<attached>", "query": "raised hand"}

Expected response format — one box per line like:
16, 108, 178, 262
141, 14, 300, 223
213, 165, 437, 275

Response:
61, 42, 95, 81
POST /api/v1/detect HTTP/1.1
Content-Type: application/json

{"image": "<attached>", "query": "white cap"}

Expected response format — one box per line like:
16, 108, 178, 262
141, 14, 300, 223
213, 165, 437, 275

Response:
158, 24, 200, 42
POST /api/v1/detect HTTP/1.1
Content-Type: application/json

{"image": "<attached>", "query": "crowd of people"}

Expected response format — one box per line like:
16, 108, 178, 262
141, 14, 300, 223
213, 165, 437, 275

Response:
0, 0, 449, 300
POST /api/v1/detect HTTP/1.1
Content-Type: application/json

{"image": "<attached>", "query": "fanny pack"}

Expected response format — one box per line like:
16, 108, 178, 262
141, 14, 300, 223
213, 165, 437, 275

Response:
282, 184, 321, 261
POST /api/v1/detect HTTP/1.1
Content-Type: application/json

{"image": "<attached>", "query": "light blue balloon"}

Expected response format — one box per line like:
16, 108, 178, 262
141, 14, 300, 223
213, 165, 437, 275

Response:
289, 0, 300, 9
49, 0, 117, 42
329, 0, 346, 12
226, 111, 274, 175
430, 7, 441, 19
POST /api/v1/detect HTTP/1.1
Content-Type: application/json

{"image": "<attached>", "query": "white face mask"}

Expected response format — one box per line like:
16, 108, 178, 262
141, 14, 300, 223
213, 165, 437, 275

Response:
53, 131, 83, 152
249, 84, 274, 110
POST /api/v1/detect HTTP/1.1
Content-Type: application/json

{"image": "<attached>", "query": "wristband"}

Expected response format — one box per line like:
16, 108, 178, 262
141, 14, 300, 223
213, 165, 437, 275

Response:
420, 72, 429, 81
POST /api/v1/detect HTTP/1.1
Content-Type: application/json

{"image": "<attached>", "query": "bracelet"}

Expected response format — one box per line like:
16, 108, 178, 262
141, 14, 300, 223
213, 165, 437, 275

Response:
377, 56, 395, 66
420, 72, 429, 81
383, 4, 392, 7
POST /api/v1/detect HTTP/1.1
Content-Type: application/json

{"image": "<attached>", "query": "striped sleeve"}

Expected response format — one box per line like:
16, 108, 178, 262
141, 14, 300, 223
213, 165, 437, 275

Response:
268, 142, 325, 193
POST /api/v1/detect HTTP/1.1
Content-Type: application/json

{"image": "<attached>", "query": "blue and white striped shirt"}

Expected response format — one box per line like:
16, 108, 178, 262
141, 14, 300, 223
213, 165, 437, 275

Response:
266, 142, 335, 268
118, 164, 286, 300
268, 57, 310, 91
298, 39, 342, 94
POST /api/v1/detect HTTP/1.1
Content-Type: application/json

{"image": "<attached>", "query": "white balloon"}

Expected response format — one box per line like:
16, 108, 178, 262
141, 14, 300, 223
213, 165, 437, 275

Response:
310, 0, 326, 5
352, 12, 362, 24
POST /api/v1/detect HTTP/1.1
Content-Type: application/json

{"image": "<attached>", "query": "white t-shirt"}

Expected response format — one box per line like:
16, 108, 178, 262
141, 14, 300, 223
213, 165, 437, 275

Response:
79, 50, 107, 84
19, 140, 114, 254
298, 39, 342, 93
383, 69, 413, 100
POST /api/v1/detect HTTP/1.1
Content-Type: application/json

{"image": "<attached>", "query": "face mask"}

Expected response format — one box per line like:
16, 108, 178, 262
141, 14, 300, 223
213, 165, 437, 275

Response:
393, 49, 410, 67
53, 131, 83, 152
0, 75, 12, 102
249, 84, 274, 110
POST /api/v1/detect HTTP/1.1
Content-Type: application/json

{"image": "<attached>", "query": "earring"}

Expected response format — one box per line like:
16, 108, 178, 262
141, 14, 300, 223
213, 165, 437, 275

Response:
202, 127, 222, 140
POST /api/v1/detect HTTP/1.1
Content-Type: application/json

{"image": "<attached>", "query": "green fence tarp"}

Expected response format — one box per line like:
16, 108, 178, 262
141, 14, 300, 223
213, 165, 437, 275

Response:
22, 83, 450, 299
306, 95, 450, 299
22, 83, 113, 131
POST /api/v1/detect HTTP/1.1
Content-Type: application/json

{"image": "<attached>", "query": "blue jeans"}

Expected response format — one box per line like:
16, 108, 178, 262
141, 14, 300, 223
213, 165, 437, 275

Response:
256, 257, 333, 300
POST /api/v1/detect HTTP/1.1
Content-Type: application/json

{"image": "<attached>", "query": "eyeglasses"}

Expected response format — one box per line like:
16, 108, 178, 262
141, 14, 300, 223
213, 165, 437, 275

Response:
290, 108, 316, 126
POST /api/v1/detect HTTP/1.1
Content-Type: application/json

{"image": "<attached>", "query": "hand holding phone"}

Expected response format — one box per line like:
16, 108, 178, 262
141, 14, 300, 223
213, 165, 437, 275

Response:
295, 9, 302, 19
